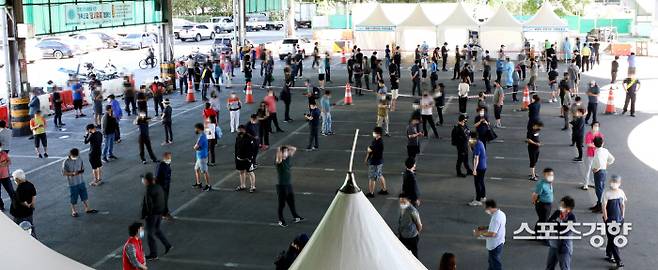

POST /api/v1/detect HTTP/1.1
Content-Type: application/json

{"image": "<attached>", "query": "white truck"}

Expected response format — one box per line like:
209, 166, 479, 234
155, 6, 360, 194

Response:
204, 16, 234, 33
295, 3, 316, 28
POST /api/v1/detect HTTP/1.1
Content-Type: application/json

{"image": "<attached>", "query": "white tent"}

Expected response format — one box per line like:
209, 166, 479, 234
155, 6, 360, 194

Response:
354, 4, 396, 51
480, 6, 523, 57
436, 1, 480, 49
522, 1, 568, 49
396, 4, 437, 52
0, 213, 94, 269
289, 173, 428, 270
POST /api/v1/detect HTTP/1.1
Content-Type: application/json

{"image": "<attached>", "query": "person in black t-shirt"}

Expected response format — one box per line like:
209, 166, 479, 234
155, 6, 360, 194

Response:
365, 127, 387, 198
548, 68, 559, 103
51, 86, 65, 128
10, 169, 37, 237
84, 124, 104, 185
622, 76, 640, 117
136, 85, 149, 117
441, 42, 449, 71
305, 104, 321, 151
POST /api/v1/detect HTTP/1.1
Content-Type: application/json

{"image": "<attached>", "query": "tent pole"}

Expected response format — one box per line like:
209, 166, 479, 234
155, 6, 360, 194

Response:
348, 129, 360, 172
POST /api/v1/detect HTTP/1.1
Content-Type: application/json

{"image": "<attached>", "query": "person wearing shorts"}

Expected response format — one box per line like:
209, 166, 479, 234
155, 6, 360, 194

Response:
29, 110, 48, 158
235, 125, 256, 193
365, 127, 388, 198
193, 123, 211, 191
72, 81, 86, 118
83, 124, 104, 186
61, 148, 98, 217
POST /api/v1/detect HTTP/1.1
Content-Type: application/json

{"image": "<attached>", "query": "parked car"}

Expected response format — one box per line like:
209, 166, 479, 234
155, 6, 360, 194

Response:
119, 33, 156, 50
87, 32, 119, 48
173, 18, 195, 39
39, 36, 87, 54
246, 17, 267, 32
34, 40, 76, 59
277, 37, 314, 60
265, 20, 284, 30
70, 34, 106, 51
212, 36, 233, 54
176, 52, 210, 64
205, 16, 234, 33
178, 24, 215, 42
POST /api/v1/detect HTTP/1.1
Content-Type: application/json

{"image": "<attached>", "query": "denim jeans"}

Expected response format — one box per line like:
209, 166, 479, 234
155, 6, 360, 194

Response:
102, 133, 115, 159
488, 243, 503, 270
594, 169, 607, 204
321, 112, 332, 134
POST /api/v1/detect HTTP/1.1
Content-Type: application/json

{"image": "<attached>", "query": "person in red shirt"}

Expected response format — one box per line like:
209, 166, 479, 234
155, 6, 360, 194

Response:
202, 102, 217, 123
0, 143, 14, 212
263, 89, 284, 132
122, 222, 147, 270
582, 121, 604, 190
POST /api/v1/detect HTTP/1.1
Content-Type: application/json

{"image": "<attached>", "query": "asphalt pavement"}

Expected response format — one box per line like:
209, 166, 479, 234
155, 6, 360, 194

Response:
1, 53, 657, 270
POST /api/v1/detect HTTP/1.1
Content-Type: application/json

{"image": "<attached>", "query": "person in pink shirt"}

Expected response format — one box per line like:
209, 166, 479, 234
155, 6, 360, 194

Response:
264, 89, 284, 133
582, 121, 604, 190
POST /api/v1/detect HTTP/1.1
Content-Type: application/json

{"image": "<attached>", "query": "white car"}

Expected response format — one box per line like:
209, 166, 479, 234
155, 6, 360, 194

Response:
178, 24, 215, 42
173, 18, 195, 39
119, 33, 157, 50
70, 34, 106, 51
277, 37, 314, 60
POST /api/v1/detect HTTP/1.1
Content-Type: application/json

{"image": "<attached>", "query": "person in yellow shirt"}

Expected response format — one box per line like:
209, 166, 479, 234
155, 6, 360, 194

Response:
29, 110, 48, 158
581, 43, 591, 72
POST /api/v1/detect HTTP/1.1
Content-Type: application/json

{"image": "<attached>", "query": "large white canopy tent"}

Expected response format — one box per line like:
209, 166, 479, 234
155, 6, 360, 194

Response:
354, 3, 396, 51
480, 6, 523, 57
0, 213, 94, 269
289, 172, 428, 270
436, 1, 480, 49
396, 4, 437, 53
522, 1, 569, 49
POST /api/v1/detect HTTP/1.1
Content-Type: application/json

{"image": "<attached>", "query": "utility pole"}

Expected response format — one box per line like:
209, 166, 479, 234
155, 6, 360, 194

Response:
160, 0, 175, 63
5, 0, 31, 136
284, 0, 295, 37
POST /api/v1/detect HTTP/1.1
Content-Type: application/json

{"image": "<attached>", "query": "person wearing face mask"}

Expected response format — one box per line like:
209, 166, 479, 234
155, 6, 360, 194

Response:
457, 78, 470, 115
122, 222, 148, 270
585, 80, 600, 124
275, 145, 304, 227
235, 125, 257, 192
376, 99, 390, 137
134, 112, 158, 164
155, 152, 173, 220
526, 121, 544, 181
473, 106, 493, 148
527, 94, 541, 131
570, 108, 586, 162
227, 92, 242, 133
397, 193, 423, 258
365, 127, 388, 198
473, 199, 506, 270
451, 114, 472, 177
601, 175, 626, 268
0, 142, 13, 212
590, 137, 615, 213
420, 92, 439, 138
545, 196, 576, 270
62, 148, 99, 218
193, 123, 211, 191
582, 122, 604, 190
140, 172, 172, 260
531, 168, 554, 240
136, 85, 149, 118
10, 169, 37, 238
468, 131, 487, 206
401, 158, 420, 207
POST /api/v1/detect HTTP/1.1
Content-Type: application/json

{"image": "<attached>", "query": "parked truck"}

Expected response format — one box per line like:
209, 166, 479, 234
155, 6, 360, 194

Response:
204, 16, 234, 33
295, 2, 316, 28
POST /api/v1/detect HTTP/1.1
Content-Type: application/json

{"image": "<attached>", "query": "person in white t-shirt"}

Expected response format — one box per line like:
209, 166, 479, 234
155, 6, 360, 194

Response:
458, 78, 470, 115
474, 199, 506, 270
420, 92, 439, 138
601, 175, 627, 268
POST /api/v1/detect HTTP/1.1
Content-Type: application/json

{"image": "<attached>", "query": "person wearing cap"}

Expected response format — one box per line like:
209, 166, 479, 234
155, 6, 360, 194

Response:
601, 175, 627, 268
140, 172, 172, 260
585, 80, 600, 124
161, 99, 173, 145
29, 110, 48, 159
10, 169, 37, 237
122, 222, 147, 270
108, 94, 123, 143
84, 124, 104, 186
451, 115, 472, 177
62, 148, 99, 217
398, 193, 422, 258
101, 105, 119, 162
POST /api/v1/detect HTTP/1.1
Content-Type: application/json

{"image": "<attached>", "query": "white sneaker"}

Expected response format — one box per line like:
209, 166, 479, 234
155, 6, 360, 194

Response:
480, 197, 487, 203
468, 200, 482, 206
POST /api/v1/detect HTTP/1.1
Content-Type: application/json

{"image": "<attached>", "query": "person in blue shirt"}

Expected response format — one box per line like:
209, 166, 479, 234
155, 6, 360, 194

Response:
532, 168, 555, 240
193, 123, 211, 191
72, 81, 86, 118
319, 90, 333, 135
602, 175, 627, 268
468, 131, 487, 206
504, 58, 514, 88
545, 196, 576, 270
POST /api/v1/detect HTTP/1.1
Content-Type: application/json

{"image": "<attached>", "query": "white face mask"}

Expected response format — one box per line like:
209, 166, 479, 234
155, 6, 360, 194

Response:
545, 175, 554, 182
139, 113, 146, 118
485, 209, 493, 215
559, 207, 566, 212
372, 132, 378, 138
70, 157, 78, 160
610, 182, 621, 189
163, 159, 171, 164
593, 127, 600, 132
138, 230, 145, 239
469, 139, 476, 145
399, 203, 409, 210
479, 112, 485, 116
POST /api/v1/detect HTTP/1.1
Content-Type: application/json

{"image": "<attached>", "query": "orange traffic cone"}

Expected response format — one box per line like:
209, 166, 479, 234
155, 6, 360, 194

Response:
245, 82, 254, 104
186, 79, 196, 102
344, 83, 353, 105
520, 85, 530, 111
605, 87, 615, 114
341, 49, 346, 64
